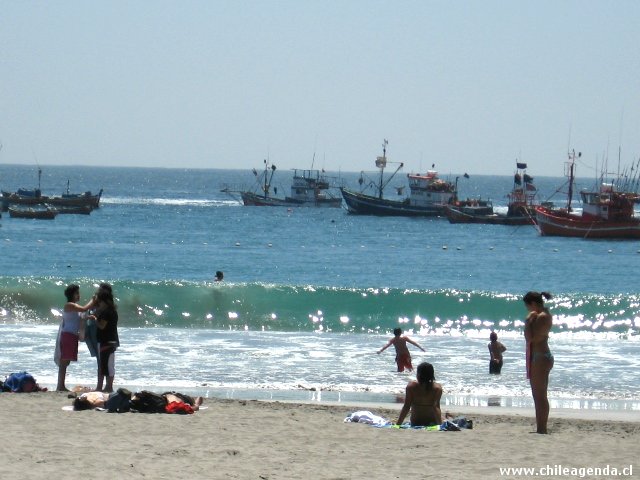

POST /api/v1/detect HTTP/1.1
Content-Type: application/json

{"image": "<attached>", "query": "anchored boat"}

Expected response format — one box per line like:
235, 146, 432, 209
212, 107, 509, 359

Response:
535, 150, 640, 239
231, 160, 342, 207
340, 140, 457, 216
445, 161, 539, 225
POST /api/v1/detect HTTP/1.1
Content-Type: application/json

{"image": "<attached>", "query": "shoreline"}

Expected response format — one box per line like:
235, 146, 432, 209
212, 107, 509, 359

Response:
31, 381, 640, 415
2, 392, 638, 480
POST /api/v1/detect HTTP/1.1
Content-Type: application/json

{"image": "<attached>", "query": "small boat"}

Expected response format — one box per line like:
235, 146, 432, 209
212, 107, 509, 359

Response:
231, 160, 342, 207
8, 205, 58, 220
1, 188, 46, 210
535, 150, 640, 239
445, 162, 539, 225
46, 180, 102, 209
340, 140, 458, 216
2, 173, 102, 211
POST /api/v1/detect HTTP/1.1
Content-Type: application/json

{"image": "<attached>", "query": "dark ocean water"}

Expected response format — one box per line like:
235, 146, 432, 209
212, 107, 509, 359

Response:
1, 164, 638, 409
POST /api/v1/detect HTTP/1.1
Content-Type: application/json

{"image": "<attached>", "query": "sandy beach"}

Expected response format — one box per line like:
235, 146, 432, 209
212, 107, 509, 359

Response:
1, 392, 637, 480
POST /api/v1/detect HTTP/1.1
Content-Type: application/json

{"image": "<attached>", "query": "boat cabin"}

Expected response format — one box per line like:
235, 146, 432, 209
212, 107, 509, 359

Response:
407, 171, 456, 208
580, 184, 635, 221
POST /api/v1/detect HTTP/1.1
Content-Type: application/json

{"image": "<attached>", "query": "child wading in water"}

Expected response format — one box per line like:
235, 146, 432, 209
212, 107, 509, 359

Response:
377, 328, 425, 372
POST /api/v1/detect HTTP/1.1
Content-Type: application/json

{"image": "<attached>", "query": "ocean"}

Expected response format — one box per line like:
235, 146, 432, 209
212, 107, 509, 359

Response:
1, 164, 638, 411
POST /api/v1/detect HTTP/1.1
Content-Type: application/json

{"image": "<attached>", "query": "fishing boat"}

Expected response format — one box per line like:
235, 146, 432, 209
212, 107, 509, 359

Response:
535, 150, 640, 239
340, 140, 458, 216
445, 162, 539, 225
8, 205, 58, 220
2, 172, 102, 211
231, 160, 342, 207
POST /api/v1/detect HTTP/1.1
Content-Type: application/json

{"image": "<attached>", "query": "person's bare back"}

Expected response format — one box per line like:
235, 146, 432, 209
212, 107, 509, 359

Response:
377, 328, 425, 372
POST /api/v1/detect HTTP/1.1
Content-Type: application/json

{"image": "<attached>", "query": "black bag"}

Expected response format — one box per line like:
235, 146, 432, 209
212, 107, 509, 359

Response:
105, 388, 132, 413
130, 390, 167, 413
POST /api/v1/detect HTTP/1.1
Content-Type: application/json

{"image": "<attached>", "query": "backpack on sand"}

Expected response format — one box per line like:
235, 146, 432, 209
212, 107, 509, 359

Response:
130, 390, 167, 413
105, 388, 132, 413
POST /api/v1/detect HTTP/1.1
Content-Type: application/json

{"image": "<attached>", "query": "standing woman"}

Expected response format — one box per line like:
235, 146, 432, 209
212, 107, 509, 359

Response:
93, 285, 119, 392
56, 284, 95, 391
523, 291, 554, 434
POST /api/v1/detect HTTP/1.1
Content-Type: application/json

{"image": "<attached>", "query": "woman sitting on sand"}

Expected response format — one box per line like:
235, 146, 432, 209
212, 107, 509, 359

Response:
396, 362, 442, 427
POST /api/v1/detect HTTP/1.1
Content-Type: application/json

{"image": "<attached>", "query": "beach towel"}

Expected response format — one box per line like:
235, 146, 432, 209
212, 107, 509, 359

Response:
344, 411, 391, 427
84, 318, 98, 357
344, 411, 472, 431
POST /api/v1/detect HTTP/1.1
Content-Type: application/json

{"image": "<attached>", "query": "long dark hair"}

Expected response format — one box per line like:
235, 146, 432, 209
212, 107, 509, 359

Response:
416, 362, 435, 390
96, 284, 116, 311
73, 397, 93, 411
523, 291, 552, 307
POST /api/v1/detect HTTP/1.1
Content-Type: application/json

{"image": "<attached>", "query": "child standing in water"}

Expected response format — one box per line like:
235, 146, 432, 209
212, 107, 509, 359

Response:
488, 331, 507, 374
377, 328, 425, 372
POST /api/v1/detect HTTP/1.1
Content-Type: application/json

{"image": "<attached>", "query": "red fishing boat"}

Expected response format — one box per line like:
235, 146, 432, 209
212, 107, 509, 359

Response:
535, 150, 640, 239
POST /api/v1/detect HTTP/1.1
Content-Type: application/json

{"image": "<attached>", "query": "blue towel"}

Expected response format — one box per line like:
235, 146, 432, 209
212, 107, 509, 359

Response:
84, 318, 98, 357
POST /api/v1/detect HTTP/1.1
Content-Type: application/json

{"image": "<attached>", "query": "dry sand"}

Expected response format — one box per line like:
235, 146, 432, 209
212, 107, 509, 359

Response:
2, 392, 638, 479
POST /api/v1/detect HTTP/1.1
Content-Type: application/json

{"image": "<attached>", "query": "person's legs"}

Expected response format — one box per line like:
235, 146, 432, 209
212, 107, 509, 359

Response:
56, 359, 70, 391
530, 356, 553, 433
100, 347, 116, 393
396, 354, 412, 372
57, 332, 78, 391
96, 352, 104, 391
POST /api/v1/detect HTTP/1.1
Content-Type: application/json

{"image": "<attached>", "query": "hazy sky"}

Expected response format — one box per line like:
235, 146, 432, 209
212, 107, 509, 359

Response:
1, 1, 639, 176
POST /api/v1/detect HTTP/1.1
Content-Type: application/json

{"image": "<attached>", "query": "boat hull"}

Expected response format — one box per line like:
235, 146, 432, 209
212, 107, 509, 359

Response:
445, 206, 535, 225
47, 190, 102, 209
56, 205, 93, 215
2, 189, 102, 211
240, 191, 341, 207
8, 207, 58, 220
535, 207, 640, 239
340, 188, 446, 216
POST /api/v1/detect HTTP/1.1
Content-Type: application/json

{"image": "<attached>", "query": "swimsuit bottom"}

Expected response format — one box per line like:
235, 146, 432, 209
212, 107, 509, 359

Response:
531, 351, 554, 362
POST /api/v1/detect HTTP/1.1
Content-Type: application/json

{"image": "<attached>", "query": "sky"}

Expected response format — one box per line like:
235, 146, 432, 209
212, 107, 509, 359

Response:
1, 0, 639, 176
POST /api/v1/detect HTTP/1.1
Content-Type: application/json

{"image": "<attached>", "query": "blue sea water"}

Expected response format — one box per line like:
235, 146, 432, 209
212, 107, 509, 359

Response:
0, 164, 638, 410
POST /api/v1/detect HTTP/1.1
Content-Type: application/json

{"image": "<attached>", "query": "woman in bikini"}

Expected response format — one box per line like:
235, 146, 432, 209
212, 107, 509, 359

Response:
523, 291, 554, 434
396, 362, 442, 427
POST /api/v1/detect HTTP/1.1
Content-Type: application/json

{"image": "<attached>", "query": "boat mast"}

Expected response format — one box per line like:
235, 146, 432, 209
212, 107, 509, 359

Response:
566, 150, 580, 212
377, 139, 388, 199
267, 163, 277, 199
262, 159, 269, 199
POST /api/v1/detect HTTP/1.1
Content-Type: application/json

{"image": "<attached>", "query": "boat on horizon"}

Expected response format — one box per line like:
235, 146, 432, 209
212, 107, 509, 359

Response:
445, 161, 540, 225
534, 150, 640, 239
227, 160, 342, 207
340, 140, 459, 217
1, 171, 102, 212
